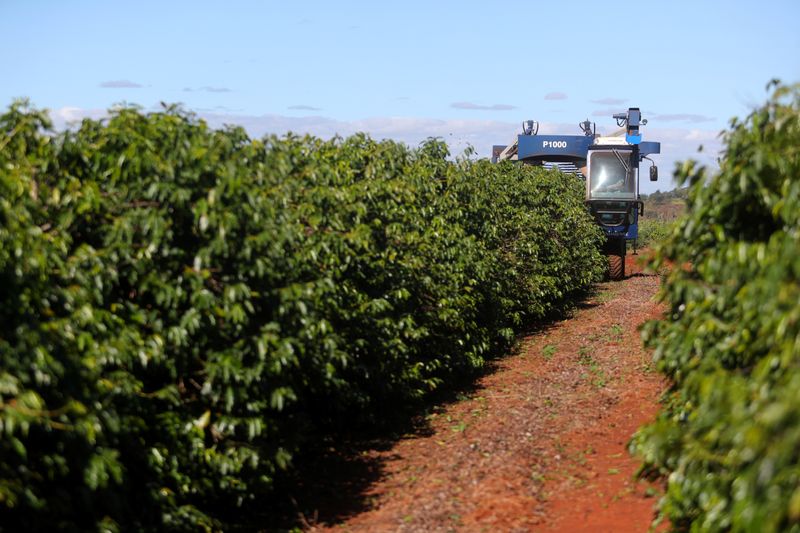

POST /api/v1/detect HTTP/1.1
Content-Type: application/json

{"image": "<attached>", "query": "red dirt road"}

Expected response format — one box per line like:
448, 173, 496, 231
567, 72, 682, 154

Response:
305, 257, 666, 532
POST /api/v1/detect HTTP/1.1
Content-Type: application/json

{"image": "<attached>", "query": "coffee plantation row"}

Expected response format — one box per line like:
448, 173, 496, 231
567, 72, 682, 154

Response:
0, 102, 606, 531
633, 82, 800, 531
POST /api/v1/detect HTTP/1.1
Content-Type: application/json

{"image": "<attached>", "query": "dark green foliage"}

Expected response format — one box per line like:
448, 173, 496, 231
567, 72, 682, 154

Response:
632, 82, 800, 532
446, 159, 605, 329
636, 218, 674, 249
641, 187, 690, 205
0, 101, 605, 531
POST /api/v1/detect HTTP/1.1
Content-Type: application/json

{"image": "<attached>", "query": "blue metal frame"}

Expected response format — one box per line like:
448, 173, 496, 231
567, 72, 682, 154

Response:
517, 136, 659, 245
515, 136, 660, 164
638, 141, 660, 158
517, 134, 594, 161
495, 108, 661, 248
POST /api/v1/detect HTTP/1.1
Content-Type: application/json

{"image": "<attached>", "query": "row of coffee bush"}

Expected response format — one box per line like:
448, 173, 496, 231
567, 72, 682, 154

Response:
633, 82, 800, 531
0, 102, 605, 531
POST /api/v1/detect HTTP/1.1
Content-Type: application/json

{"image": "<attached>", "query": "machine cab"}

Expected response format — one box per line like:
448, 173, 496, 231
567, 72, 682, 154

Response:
586, 142, 637, 202
585, 139, 640, 229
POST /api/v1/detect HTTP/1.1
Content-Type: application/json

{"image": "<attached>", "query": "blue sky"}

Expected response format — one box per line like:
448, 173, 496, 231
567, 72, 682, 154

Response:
2, 0, 798, 192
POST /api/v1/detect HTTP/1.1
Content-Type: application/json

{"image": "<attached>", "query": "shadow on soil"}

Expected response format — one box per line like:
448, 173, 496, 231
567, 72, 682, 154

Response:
260, 373, 489, 531
257, 288, 601, 531
628, 272, 659, 279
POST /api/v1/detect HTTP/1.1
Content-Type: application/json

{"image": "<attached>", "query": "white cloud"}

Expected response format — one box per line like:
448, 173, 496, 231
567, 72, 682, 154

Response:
99, 80, 143, 88
544, 92, 568, 100
200, 86, 231, 93
288, 105, 322, 111
652, 113, 715, 123
684, 128, 722, 141
47, 106, 724, 191
640, 126, 724, 190
184, 86, 232, 93
451, 101, 516, 111
592, 107, 626, 117
52, 106, 107, 126
200, 112, 526, 156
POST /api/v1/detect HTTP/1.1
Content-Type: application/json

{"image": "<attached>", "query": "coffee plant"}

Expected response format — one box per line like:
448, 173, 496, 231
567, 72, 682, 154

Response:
636, 218, 674, 249
0, 101, 605, 531
632, 82, 800, 532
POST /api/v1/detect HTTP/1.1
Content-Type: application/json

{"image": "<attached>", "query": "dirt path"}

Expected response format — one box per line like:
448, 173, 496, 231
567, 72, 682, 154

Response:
300, 258, 666, 532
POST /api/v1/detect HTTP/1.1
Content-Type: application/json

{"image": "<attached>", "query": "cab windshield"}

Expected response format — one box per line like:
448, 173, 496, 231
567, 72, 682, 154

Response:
589, 151, 636, 199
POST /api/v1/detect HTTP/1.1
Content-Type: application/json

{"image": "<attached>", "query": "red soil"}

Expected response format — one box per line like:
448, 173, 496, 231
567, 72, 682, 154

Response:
298, 254, 667, 532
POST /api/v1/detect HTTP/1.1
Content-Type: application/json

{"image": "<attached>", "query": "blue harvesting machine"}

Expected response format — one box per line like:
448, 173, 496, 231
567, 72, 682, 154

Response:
492, 108, 661, 280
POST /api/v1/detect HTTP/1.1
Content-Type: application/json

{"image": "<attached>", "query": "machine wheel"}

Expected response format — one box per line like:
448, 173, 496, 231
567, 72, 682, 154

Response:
608, 254, 625, 281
